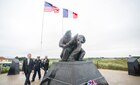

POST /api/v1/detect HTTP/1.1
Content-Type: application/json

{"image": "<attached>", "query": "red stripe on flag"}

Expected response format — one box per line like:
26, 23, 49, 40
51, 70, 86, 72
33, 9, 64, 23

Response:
53, 6, 59, 13
44, 7, 53, 12
73, 12, 78, 19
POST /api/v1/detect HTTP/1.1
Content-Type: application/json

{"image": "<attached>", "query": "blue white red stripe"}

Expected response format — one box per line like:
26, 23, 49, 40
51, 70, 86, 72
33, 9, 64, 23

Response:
63, 8, 78, 19
87, 80, 98, 85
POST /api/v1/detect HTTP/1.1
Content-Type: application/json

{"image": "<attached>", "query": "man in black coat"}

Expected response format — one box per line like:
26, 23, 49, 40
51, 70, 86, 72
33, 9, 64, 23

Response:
31, 56, 42, 82
22, 53, 34, 85
42, 56, 49, 76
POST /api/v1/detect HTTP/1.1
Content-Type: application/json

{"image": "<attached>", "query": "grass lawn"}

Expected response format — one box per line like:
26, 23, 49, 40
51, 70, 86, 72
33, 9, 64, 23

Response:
49, 58, 129, 71
0, 58, 129, 74
92, 58, 128, 71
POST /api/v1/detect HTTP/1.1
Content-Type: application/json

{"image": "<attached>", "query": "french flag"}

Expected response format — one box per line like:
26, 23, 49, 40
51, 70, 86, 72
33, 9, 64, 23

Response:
63, 8, 78, 19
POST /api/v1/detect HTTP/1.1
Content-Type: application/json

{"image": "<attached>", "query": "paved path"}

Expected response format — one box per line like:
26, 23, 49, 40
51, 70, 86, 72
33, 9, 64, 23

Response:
100, 69, 140, 85
0, 69, 140, 85
0, 71, 41, 85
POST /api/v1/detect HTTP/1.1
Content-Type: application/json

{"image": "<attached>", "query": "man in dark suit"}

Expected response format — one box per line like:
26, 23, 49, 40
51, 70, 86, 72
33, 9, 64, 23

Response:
42, 56, 49, 77
22, 53, 34, 85
31, 56, 42, 82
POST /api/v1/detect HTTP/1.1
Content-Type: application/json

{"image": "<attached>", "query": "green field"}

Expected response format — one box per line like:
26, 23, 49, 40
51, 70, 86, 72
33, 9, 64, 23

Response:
92, 58, 128, 71
49, 58, 129, 71
0, 58, 129, 74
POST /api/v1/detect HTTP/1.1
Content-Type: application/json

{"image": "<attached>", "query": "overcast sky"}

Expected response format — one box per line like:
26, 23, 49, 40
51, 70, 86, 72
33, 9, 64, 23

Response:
0, 0, 140, 58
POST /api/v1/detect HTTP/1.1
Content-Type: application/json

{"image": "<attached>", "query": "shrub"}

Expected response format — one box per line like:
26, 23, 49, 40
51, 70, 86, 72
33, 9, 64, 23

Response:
48, 58, 128, 71
1, 66, 10, 73
93, 58, 128, 71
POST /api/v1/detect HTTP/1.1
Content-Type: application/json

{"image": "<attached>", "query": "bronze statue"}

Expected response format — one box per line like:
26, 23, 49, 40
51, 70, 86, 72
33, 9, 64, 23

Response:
59, 30, 72, 60
59, 31, 86, 61
40, 32, 108, 85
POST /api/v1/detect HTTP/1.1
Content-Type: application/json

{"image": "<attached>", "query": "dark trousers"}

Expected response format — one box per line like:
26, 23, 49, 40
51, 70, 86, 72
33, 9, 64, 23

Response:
32, 69, 41, 81
24, 71, 31, 85
43, 70, 48, 77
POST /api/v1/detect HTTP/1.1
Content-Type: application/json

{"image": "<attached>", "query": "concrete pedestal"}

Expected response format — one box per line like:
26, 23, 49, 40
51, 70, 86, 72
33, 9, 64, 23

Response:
41, 61, 108, 85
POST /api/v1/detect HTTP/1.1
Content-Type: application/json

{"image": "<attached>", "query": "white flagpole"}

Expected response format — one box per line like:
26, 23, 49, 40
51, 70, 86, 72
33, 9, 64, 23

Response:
62, 16, 64, 36
62, 9, 64, 36
40, 3, 45, 58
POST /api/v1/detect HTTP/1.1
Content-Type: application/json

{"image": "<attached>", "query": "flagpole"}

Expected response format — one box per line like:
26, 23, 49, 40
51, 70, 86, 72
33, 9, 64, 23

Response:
62, 16, 64, 36
40, 8, 45, 58
62, 8, 64, 36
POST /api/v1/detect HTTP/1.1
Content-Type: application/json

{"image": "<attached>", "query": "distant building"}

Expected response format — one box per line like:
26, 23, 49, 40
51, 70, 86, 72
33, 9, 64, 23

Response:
0, 56, 8, 62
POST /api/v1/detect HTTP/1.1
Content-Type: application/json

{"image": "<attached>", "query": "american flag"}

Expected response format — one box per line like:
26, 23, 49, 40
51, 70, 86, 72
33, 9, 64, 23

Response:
44, 1, 59, 13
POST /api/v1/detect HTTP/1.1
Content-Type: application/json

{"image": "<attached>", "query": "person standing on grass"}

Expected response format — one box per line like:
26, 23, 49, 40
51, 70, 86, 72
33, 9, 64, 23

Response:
22, 53, 34, 85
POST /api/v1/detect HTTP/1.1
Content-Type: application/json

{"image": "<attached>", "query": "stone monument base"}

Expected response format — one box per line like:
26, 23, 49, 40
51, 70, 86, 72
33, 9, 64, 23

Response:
41, 61, 108, 85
